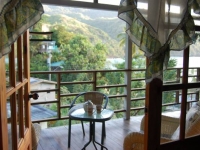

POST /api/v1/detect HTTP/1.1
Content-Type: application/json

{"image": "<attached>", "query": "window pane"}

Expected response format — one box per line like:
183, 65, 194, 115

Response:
188, 32, 200, 83
98, 0, 120, 5
5, 54, 10, 87
7, 97, 12, 150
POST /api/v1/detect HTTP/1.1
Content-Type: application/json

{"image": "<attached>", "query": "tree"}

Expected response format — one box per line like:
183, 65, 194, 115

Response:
60, 35, 107, 93
51, 25, 74, 48
62, 35, 106, 70
30, 53, 49, 79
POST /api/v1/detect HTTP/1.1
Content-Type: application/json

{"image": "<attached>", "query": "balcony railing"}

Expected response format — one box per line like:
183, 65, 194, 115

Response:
30, 67, 200, 126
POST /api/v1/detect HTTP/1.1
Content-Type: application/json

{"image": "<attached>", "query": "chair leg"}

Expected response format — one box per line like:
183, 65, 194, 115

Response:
81, 121, 85, 136
68, 119, 71, 148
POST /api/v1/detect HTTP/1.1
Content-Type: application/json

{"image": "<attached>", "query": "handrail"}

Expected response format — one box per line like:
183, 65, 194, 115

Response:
30, 67, 200, 124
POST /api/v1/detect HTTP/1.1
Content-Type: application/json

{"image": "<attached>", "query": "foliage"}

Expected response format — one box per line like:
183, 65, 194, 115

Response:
38, 14, 124, 58
62, 35, 107, 70
30, 53, 49, 79
162, 58, 177, 110
163, 59, 177, 81
51, 25, 74, 48
59, 35, 107, 93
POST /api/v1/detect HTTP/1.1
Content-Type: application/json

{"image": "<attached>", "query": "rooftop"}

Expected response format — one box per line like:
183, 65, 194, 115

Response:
31, 105, 57, 121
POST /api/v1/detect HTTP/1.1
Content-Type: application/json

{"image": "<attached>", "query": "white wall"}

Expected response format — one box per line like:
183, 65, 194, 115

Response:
31, 83, 56, 102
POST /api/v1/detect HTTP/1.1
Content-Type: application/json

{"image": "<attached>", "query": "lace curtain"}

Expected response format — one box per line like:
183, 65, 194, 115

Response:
0, 0, 44, 58
118, 0, 200, 82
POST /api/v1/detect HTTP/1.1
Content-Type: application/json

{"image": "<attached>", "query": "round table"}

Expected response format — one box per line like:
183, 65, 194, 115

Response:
69, 108, 114, 150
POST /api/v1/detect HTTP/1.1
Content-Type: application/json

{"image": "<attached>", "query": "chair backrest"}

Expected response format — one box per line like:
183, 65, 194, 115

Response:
171, 105, 200, 140
123, 132, 144, 150
32, 123, 41, 150
185, 114, 200, 138
70, 91, 109, 109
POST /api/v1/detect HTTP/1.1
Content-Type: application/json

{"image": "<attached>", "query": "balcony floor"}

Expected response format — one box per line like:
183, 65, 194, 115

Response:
37, 116, 143, 150
37, 111, 180, 150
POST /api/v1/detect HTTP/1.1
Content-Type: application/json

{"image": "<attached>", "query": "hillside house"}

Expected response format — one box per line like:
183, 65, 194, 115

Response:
30, 77, 57, 103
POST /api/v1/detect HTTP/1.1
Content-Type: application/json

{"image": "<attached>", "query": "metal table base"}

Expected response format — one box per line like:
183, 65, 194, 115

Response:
82, 121, 107, 150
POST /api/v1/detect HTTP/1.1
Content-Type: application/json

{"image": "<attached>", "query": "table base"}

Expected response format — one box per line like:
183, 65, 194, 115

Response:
82, 121, 107, 150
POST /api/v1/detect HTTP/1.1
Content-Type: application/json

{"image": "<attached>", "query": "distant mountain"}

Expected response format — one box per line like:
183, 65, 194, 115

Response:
43, 5, 125, 41
42, 5, 125, 58
42, 14, 124, 58
43, 5, 117, 18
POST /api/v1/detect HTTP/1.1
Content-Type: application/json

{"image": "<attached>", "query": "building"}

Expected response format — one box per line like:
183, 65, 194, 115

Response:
30, 77, 57, 102
30, 77, 57, 129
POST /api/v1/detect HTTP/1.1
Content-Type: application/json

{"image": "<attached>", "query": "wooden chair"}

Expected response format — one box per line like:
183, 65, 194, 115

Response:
32, 123, 41, 150
7, 117, 41, 150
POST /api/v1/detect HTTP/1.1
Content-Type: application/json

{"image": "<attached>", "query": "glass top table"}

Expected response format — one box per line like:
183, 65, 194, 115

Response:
69, 108, 114, 150
70, 108, 114, 121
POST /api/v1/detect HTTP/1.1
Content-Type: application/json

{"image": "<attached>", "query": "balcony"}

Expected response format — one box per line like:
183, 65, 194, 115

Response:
30, 67, 200, 124
29, 64, 200, 150
36, 111, 181, 150
37, 116, 143, 150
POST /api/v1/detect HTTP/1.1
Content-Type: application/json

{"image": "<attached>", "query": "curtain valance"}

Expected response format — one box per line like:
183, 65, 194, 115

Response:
118, 0, 200, 82
0, 0, 44, 58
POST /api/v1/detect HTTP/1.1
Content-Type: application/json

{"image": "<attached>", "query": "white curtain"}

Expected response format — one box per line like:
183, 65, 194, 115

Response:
0, 0, 44, 58
118, 0, 200, 82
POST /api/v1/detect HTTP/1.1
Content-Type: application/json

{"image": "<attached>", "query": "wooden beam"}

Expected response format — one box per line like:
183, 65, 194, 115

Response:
145, 78, 162, 150
40, 0, 119, 11
161, 135, 200, 150
0, 56, 9, 150
179, 46, 189, 139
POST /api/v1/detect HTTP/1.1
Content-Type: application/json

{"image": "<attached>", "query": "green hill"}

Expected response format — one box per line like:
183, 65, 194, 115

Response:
43, 14, 125, 58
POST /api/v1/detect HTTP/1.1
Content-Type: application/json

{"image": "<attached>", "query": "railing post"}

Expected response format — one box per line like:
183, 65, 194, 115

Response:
175, 68, 181, 103
93, 71, 97, 91
197, 68, 200, 82
196, 68, 200, 103
57, 73, 61, 118
124, 34, 132, 120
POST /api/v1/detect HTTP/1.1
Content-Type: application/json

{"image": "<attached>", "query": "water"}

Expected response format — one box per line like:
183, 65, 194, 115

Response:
171, 57, 200, 68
